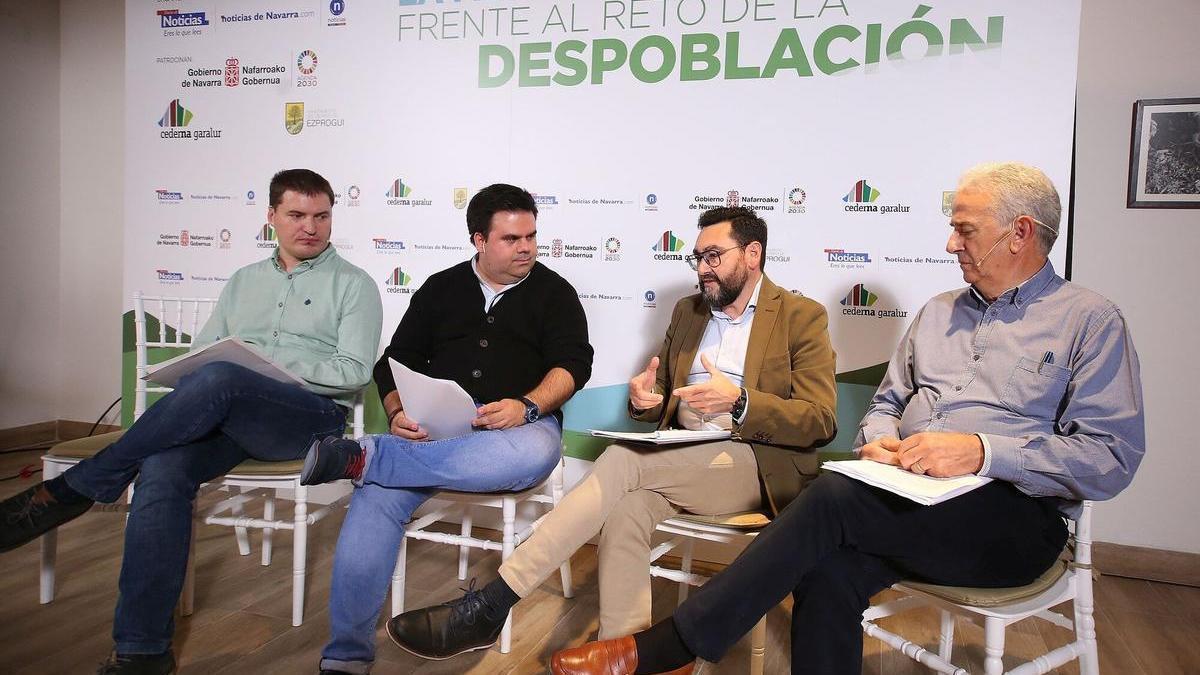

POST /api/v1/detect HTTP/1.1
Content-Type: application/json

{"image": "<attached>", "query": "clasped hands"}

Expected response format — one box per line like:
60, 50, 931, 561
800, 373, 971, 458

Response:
388, 398, 529, 440
628, 354, 740, 414
859, 432, 985, 477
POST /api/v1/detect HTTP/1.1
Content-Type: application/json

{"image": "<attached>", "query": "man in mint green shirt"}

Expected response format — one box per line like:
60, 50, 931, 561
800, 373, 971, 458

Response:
0, 169, 382, 675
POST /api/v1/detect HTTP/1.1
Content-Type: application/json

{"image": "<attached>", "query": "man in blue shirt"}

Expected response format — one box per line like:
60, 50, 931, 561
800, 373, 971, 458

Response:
548, 162, 1145, 675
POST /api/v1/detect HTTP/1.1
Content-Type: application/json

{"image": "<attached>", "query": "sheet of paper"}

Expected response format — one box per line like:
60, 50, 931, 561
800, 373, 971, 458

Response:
143, 336, 306, 388
588, 428, 731, 445
821, 459, 991, 506
388, 358, 478, 441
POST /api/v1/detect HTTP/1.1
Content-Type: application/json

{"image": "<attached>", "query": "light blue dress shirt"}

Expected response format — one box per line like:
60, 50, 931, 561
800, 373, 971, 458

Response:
856, 262, 1145, 516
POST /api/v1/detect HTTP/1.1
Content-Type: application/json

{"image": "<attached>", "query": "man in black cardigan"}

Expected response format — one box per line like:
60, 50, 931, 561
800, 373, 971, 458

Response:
306, 184, 593, 675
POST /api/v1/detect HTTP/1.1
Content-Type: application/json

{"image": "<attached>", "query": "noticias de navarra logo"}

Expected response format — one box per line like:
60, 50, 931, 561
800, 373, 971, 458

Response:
157, 9, 209, 29
458, 5, 1004, 88
825, 249, 871, 264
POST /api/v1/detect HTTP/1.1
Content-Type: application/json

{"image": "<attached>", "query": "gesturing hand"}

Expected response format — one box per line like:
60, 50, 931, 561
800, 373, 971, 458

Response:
629, 356, 664, 411
672, 354, 741, 415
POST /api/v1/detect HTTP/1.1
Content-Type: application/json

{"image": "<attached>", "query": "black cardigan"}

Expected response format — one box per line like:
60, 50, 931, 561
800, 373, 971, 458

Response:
373, 260, 593, 413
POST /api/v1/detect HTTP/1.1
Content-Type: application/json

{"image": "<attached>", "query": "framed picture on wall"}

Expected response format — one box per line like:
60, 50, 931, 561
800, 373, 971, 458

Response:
1127, 97, 1200, 208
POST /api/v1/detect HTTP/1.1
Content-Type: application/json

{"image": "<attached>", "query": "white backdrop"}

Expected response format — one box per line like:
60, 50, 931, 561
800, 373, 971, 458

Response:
125, 0, 1079, 459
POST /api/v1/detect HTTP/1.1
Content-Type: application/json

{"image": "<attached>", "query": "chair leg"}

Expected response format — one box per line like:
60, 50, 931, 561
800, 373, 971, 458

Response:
457, 510, 474, 581
982, 617, 1005, 675
292, 483, 308, 627
1075, 575, 1100, 675
938, 610, 956, 662
261, 493, 275, 566
550, 462, 574, 599
500, 497, 516, 654
678, 538, 695, 604
39, 461, 62, 604
391, 536, 408, 617
181, 500, 197, 617
229, 486, 251, 556
749, 617, 767, 675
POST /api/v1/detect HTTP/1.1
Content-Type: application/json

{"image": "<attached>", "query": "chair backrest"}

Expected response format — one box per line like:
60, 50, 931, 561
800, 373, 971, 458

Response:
131, 291, 367, 436
133, 291, 218, 421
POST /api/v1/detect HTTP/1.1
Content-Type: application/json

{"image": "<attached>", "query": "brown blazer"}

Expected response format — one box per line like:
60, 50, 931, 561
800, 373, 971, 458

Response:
630, 275, 838, 515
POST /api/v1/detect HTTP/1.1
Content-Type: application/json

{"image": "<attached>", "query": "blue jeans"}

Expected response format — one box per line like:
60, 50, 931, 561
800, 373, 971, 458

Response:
62, 362, 346, 655
319, 415, 563, 673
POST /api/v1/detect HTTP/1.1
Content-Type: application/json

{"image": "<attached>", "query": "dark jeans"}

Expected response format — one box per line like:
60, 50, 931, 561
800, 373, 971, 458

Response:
62, 362, 346, 655
673, 473, 1068, 674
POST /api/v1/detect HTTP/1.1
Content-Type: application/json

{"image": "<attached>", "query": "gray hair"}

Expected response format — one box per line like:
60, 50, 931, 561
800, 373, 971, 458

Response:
958, 162, 1062, 254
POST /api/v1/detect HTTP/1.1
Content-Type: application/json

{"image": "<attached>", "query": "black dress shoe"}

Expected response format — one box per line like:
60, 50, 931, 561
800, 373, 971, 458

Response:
96, 651, 175, 674
1, 483, 93, 553
386, 580, 507, 660
300, 436, 366, 485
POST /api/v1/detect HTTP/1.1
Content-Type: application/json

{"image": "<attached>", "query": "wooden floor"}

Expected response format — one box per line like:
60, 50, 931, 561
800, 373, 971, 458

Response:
1, 448, 1198, 674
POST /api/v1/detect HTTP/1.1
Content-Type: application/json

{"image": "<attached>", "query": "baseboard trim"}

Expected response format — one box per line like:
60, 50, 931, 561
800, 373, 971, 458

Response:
1094, 541, 1200, 587
0, 420, 122, 450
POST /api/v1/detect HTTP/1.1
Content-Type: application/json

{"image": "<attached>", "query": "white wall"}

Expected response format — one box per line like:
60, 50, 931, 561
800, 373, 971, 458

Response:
0, 0, 63, 429
57, 0, 124, 424
1074, 0, 1200, 553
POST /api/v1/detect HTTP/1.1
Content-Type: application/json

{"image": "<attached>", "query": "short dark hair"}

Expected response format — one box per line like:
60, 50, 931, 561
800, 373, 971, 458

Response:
269, 169, 335, 208
696, 206, 768, 269
466, 183, 538, 240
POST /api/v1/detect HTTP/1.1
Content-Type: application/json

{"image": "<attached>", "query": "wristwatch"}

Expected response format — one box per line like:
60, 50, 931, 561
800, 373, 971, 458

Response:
730, 388, 748, 422
519, 396, 541, 424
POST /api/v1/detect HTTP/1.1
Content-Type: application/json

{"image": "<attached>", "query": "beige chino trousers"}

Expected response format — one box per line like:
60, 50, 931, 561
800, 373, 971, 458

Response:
498, 440, 762, 638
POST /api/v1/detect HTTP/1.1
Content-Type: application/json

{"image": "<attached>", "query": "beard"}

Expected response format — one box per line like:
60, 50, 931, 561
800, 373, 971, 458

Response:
700, 265, 748, 309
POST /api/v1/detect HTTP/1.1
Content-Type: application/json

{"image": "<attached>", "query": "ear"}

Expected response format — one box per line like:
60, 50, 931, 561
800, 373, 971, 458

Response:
266, 206, 276, 225
1010, 216, 1037, 253
746, 241, 763, 269
472, 231, 487, 253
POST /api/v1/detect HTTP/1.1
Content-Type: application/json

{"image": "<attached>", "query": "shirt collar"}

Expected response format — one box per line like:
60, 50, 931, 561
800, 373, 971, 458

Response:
712, 275, 763, 323
969, 260, 1056, 308
271, 243, 336, 274
471, 255, 532, 294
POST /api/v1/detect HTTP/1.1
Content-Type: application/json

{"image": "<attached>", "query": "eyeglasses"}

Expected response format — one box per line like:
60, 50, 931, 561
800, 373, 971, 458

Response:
684, 245, 745, 271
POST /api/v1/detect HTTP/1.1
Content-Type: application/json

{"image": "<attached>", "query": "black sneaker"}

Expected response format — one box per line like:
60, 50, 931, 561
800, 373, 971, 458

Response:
386, 579, 507, 660
96, 651, 175, 674
300, 436, 366, 486
1, 483, 93, 553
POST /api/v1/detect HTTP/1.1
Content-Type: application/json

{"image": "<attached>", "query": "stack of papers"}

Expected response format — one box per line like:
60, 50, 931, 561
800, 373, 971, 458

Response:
144, 337, 305, 388
588, 429, 731, 445
388, 358, 478, 440
821, 459, 991, 506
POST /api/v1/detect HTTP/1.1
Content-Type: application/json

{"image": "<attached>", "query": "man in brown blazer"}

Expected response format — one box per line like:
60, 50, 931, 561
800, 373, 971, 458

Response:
385, 207, 837, 665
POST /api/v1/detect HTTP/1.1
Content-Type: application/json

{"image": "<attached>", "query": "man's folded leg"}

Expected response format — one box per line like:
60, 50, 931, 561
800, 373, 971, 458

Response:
320, 418, 563, 669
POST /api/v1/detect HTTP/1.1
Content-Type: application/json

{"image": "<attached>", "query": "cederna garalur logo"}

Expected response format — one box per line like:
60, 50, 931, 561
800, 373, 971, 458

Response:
384, 267, 415, 295
842, 179, 910, 215
839, 283, 908, 319
651, 231, 686, 261
157, 99, 222, 141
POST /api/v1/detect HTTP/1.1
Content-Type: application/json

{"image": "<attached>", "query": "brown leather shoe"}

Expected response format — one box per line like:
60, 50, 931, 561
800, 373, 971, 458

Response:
549, 636, 694, 675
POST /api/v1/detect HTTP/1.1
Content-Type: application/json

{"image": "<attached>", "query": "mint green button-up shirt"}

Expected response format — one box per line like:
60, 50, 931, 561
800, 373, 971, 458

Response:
194, 245, 383, 407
